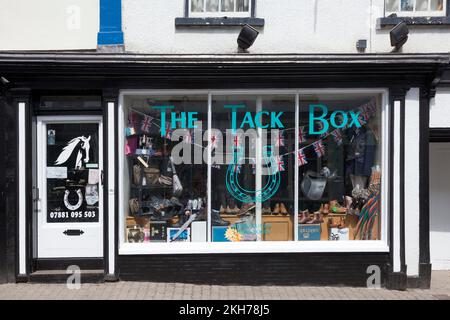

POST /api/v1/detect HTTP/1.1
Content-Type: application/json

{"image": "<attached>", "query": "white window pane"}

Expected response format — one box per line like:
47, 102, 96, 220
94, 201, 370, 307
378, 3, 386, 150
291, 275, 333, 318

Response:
206, 0, 220, 12
386, 0, 400, 12
191, 0, 204, 12
222, 0, 235, 12
416, 0, 429, 11
430, 0, 444, 10
236, 0, 249, 12
401, 0, 414, 11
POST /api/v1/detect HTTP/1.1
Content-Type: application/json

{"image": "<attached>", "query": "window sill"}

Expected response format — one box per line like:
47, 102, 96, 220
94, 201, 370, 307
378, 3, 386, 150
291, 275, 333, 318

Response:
377, 16, 450, 27
175, 17, 265, 27
119, 241, 389, 255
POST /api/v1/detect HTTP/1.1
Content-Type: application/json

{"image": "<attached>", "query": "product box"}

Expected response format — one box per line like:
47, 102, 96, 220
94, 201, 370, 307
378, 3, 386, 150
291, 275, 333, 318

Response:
212, 226, 231, 242
191, 221, 207, 242
298, 224, 321, 241
329, 227, 350, 241
149, 221, 167, 242
167, 227, 191, 242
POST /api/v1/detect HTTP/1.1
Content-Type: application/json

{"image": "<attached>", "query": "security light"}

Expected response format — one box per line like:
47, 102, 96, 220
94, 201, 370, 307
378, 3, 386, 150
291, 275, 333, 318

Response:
390, 21, 409, 50
237, 24, 259, 52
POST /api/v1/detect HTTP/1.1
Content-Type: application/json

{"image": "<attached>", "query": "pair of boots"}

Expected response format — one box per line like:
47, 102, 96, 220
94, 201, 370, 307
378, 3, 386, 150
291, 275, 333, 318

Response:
272, 203, 288, 215
219, 205, 240, 214
299, 210, 324, 225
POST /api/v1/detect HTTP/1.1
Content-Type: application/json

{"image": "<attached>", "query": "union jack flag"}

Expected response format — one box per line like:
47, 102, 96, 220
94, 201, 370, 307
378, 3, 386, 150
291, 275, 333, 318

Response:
233, 135, 240, 148
297, 148, 308, 166
141, 115, 153, 133
313, 140, 326, 158
210, 134, 218, 149
165, 122, 172, 139
299, 126, 306, 144
275, 155, 285, 172
275, 130, 285, 147
331, 129, 343, 145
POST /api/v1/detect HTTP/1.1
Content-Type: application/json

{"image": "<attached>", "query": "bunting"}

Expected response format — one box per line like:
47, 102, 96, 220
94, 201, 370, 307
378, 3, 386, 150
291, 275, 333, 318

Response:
275, 130, 285, 147
297, 148, 308, 166
331, 129, 343, 145
313, 140, 326, 158
141, 115, 153, 133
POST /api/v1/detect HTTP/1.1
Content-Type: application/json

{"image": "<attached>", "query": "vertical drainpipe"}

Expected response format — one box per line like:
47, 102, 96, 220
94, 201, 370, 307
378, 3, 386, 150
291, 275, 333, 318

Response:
97, 0, 124, 51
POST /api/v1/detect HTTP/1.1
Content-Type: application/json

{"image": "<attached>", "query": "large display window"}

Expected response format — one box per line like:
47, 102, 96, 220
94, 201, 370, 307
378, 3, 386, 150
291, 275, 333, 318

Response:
119, 90, 388, 252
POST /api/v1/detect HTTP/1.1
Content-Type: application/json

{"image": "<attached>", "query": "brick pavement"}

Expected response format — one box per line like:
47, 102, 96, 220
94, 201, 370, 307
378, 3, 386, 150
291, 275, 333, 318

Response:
0, 271, 448, 300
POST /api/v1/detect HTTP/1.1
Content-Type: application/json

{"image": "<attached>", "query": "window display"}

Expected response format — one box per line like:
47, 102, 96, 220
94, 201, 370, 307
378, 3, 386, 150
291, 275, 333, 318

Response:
123, 95, 208, 243
121, 92, 384, 247
298, 93, 382, 241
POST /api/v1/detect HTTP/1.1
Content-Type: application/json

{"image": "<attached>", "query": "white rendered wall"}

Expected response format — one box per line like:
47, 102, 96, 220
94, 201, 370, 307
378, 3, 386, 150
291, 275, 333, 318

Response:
0, 0, 98, 51
430, 88, 450, 128
404, 88, 420, 277
123, 0, 450, 54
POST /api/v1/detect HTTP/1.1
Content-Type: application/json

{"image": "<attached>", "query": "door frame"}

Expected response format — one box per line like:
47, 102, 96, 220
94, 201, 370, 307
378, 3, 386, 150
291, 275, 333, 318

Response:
429, 127, 450, 270
34, 115, 104, 261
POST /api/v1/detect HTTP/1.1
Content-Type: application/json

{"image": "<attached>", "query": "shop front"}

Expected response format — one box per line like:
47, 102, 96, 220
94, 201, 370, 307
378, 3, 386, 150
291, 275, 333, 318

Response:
0, 52, 448, 289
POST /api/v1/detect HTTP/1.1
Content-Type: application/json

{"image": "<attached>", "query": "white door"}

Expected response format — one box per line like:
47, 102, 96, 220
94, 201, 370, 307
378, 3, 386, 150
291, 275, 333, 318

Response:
36, 116, 103, 258
430, 142, 450, 270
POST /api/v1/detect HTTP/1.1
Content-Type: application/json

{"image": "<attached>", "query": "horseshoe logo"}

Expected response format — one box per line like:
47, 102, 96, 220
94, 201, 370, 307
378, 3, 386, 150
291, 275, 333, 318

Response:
63, 189, 83, 211
226, 145, 281, 204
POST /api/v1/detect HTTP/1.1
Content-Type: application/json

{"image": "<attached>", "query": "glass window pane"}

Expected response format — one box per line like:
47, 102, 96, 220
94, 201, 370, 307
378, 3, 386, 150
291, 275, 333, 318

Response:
123, 95, 208, 243
206, 0, 220, 12
260, 96, 295, 241
386, 0, 400, 11
222, 0, 235, 12
191, 0, 204, 12
299, 93, 383, 241
401, 0, 415, 11
430, 0, 444, 10
211, 96, 257, 242
416, 0, 429, 11
236, 0, 250, 12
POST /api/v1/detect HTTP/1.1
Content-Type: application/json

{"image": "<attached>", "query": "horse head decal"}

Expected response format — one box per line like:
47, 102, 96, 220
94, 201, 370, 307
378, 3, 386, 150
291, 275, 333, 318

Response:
55, 135, 91, 169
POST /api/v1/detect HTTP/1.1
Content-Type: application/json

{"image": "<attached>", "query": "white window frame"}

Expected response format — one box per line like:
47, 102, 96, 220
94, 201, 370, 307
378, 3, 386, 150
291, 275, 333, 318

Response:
118, 89, 390, 255
385, 0, 447, 17
189, 0, 252, 18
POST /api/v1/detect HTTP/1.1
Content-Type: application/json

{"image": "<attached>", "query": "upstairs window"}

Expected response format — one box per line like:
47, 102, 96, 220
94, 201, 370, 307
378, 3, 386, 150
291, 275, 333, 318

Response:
190, 0, 251, 17
385, 0, 446, 17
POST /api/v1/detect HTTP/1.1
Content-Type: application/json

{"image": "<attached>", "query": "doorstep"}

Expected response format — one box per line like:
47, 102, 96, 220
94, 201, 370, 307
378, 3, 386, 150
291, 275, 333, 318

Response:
29, 269, 105, 284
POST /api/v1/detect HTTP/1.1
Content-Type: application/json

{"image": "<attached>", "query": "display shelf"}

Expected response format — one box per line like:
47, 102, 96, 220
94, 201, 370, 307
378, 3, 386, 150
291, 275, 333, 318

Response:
130, 184, 172, 190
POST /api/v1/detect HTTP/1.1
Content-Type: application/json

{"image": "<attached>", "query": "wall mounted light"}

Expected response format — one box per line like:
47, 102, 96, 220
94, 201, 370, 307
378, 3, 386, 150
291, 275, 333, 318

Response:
237, 24, 259, 52
390, 21, 409, 51
356, 39, 367, 53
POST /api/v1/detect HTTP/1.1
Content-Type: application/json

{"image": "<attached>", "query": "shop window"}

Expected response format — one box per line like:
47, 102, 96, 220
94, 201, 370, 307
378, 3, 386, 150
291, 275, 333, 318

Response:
122, 95, 208, 243
120, 91, 385, 248
385, 0, 446, 17
189, 0, 251, 17
299, 93, 383, 241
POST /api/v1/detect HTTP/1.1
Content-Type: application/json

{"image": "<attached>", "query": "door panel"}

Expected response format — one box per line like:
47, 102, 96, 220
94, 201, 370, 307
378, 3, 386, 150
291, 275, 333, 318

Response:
430, 142, 450, 270
37, 117, 103, 258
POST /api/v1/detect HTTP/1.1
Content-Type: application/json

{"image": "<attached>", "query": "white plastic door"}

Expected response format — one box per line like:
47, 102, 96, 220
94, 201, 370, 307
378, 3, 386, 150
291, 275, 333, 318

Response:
430, 142, 450, 270
36, 116, 103, 258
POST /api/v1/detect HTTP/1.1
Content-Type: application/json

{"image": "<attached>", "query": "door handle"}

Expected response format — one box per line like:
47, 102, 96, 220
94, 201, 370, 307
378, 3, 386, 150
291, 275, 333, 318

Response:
63, 229, 85, 236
